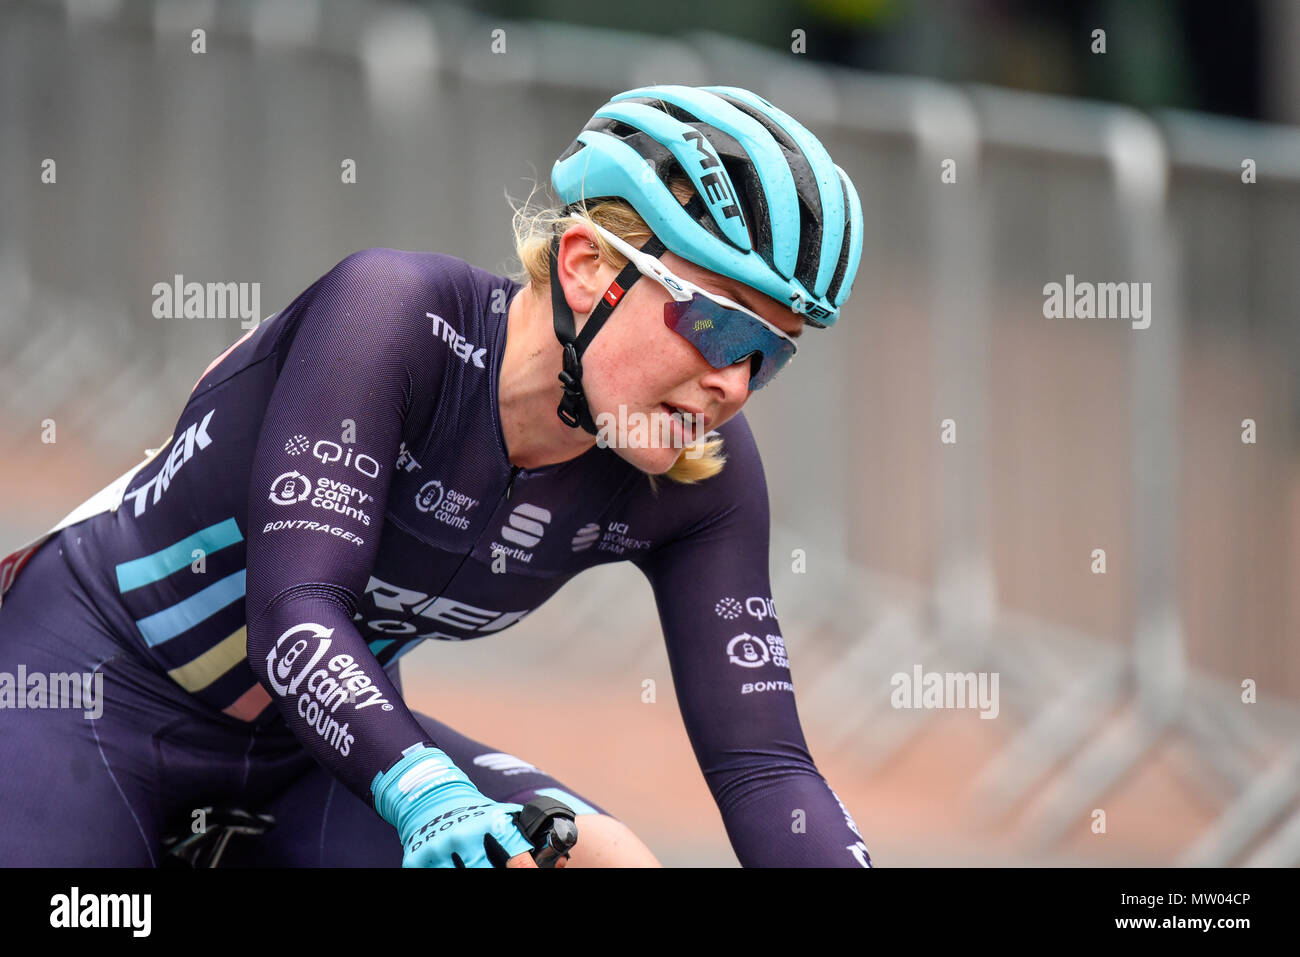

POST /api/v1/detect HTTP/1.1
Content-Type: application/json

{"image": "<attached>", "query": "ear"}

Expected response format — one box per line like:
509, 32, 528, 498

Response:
555, 226, 606, 318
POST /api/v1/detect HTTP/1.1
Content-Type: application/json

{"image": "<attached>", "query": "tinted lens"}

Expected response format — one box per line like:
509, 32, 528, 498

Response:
663, 296, 794, 390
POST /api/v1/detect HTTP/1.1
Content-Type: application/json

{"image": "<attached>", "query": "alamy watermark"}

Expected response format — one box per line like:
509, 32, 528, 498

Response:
1042, 274, 1151, 330
594, 405, 709, 457
153, 274, 262, 329
890, 665, 999, 719
0, 666, 104, 719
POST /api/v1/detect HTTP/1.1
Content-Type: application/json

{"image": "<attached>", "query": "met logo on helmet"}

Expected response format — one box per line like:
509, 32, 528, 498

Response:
789, 292, 832, 322
682, 131, 743, 224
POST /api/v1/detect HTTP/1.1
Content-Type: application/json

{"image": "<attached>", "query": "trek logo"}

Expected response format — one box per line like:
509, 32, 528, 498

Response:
123, 409, 215, 517
682, 130, 743, 224
831, 787, 864, 841
428, 312, 486, 368
362, 576, 530, 639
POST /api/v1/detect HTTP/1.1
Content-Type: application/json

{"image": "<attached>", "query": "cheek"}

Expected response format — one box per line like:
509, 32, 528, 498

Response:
582, 307, 699, 404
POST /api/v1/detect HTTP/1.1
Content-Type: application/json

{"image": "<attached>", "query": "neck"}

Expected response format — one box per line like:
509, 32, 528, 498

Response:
499, 283, 597, 469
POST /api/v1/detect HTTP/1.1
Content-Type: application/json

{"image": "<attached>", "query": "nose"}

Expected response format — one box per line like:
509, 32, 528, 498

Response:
699, 355, 753, 406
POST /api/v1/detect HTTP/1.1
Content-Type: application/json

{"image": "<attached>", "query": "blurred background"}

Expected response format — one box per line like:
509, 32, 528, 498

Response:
3, 0, 1299, 866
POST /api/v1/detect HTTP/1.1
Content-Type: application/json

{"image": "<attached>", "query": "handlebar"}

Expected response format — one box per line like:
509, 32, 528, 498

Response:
162, 796, 579, 868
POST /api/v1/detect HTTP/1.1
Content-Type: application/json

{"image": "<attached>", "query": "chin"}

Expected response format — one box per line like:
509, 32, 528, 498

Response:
612, 445, 681, 476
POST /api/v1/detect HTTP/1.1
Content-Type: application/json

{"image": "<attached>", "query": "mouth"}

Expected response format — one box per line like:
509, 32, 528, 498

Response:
660, 403, 710, 437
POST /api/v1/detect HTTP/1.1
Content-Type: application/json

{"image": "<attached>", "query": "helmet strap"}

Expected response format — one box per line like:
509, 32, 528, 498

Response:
550, 232, 666, 434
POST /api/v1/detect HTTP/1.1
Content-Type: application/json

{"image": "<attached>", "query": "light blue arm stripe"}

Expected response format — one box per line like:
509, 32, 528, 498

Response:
134, 569, 246, 647
368, 639, 395, 656
115, 518, 243, 593
534, 788, 599, 816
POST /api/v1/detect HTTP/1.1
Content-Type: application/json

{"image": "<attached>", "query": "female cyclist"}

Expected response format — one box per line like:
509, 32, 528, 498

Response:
0, 84, 869, 868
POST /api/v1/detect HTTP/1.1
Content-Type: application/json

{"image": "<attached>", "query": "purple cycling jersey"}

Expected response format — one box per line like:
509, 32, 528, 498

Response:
27, 247, 869, 867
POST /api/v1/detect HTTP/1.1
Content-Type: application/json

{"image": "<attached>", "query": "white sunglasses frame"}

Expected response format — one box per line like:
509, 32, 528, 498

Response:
581, 219, 799, 360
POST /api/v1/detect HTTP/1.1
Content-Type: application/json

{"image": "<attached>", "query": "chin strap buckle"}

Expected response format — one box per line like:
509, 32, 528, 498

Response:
556, 342, 587, 429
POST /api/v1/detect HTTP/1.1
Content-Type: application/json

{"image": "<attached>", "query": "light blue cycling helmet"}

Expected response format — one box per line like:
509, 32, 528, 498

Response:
551, 84, 863, 327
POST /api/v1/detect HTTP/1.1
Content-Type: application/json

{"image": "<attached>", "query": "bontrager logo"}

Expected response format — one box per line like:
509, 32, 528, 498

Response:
428, 312, 486, 368
501, 503, 551, 548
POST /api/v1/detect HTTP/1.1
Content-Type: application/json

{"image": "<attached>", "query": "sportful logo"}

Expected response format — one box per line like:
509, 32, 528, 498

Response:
501, 503, 551, 548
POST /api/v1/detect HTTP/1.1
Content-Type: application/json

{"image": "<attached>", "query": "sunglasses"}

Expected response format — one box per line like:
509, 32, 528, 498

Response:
586, 221, 798, 390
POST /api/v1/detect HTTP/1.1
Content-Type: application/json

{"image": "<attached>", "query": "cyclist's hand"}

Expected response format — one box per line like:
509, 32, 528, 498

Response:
371, 745, 534, 868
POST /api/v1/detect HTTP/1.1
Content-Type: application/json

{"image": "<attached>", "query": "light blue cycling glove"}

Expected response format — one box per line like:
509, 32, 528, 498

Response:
371, 744, 534, 868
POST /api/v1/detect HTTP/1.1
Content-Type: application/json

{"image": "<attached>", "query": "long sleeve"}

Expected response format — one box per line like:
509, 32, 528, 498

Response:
635, 416, 871, 867
244, 248, 447, 803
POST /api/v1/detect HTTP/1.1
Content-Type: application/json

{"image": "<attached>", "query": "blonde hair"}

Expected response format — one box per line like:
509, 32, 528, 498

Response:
508, 180, 727, 488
